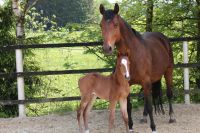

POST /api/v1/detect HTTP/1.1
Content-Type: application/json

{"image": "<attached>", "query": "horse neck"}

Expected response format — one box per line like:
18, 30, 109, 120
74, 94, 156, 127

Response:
117, 17, 142, 51
112, 66, 127, 85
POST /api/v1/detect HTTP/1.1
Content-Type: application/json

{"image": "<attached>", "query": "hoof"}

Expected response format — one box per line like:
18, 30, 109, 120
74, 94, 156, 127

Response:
129, 130, 138, 133
129, 129, 134, 133
140, 118, 147, 124
169, 118, 176, 123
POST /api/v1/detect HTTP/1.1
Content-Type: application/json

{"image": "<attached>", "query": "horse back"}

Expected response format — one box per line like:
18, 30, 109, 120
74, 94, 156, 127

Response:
142, 32, 173, 65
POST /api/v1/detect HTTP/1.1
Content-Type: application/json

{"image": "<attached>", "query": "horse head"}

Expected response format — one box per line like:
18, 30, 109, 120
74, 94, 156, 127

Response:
99, 3, 121, 55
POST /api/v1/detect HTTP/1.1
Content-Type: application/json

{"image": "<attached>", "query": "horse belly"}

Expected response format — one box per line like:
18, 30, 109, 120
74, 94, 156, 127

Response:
150, 43, 170, 82
93, 82, 110, 100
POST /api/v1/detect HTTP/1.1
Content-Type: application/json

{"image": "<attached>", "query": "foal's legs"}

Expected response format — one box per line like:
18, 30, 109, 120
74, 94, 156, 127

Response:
83, 95, 97, 133
143, 80, 156, 133
164, 68, 176, 123
127, 94, 133, 132
119, 98, 129, 133
108, 100, 117, 133
77, 98, 89, 133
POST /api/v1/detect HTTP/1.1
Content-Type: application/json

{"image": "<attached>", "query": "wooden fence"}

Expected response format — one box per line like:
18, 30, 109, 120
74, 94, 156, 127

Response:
0, 36, 200, 116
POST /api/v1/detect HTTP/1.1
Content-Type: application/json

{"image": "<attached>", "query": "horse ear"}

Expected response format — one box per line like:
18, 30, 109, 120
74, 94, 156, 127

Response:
113, 3, 119, 14
99, 4, 105, 15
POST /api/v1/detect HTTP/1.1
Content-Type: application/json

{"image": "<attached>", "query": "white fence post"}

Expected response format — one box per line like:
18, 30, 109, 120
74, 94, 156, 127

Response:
183, 41, 190, 104
16, 49, 26, 117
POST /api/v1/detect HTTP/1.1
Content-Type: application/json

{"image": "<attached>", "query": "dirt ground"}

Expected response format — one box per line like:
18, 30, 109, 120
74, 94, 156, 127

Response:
0, 104, 200, 133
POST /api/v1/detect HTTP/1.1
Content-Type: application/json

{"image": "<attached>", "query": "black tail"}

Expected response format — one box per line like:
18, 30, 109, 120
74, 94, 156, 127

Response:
152, 80, 165, 115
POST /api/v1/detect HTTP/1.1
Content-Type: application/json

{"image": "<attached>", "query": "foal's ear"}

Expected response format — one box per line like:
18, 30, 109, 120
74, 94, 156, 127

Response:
99, 4, 105, 15
113, 3, 119, 14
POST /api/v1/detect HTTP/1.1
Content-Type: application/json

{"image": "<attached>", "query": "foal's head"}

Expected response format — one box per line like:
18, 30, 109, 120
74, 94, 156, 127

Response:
117, 52, 130, 80
99, 3, 121, 55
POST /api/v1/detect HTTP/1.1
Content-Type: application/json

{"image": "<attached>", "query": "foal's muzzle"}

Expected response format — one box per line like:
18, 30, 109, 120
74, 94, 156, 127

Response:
125, 75, 130, 81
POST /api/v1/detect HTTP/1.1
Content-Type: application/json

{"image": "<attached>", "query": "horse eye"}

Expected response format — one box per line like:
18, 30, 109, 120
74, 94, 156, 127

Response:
114, 23, 118, 28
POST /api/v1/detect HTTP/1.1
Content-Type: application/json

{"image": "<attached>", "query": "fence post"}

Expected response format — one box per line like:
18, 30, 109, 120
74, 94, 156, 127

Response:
183, 41, 190, 104
16, 49, 26, 117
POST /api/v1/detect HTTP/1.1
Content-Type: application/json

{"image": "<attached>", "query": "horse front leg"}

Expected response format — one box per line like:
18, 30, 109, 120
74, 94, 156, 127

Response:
119, 98, 129, 133
143, 81, 156, 133
127, 94, 134, 132
164, 68, 176, 123
77, 99, 88, 133
108, 100, 117, 133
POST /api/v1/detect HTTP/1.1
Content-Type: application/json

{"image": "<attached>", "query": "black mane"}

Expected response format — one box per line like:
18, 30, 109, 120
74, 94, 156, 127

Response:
131, 28, 143, 39
122, 18, 143, 40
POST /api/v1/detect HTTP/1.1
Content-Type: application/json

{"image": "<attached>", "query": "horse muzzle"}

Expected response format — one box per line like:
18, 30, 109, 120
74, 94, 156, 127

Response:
125, 75, 130, 81
103, 44, 113, 55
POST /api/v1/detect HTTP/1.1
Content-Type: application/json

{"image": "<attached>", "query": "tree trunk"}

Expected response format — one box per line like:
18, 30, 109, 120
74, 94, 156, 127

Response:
12, 0, 25, 38
146, 0, 154, 32
196, 0, 200, 89
12, 0, 26, 117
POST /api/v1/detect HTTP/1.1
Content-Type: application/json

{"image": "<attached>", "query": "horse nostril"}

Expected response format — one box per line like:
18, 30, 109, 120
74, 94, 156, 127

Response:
109, 46, 112, 51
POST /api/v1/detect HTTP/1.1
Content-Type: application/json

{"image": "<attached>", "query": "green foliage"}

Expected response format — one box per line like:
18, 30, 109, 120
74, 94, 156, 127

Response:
34, 0, 94, 27
0, 1, 18, 117
0, 1, 43, 117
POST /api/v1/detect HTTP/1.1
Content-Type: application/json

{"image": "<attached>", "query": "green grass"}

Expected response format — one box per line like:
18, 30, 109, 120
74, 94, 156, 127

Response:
25, 47, 110, 116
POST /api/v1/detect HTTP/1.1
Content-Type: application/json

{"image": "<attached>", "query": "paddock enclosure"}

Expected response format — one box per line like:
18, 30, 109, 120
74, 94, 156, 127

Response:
1, 1, 200, 133
0, 37, 200, 115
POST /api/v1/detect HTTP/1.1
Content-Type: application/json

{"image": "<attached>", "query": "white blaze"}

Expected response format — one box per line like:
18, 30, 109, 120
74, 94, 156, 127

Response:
121, 58, 129, 78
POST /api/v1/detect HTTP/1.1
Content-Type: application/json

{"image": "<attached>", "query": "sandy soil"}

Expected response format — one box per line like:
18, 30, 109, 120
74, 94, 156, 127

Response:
0, 104, 200, 133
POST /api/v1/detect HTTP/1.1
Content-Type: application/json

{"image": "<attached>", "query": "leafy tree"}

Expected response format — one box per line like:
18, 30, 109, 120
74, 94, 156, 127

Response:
33, 0, 94, 27
196, 0, 200, 90
0, 1, 42, 117
0, 1, 18, 117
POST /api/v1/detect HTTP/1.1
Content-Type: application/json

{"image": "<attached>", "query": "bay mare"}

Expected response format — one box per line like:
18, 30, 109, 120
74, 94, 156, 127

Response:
99, 3, 176, 133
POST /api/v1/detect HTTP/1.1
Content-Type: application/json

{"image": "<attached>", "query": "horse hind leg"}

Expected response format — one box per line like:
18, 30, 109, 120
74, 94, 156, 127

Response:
140, 80, 162, 123
119, 98, 129, 133
142, 80, 156, 133
77, 99, 89, 133
83, 94, 97, 133
158, 89, 165, 115
164, 68, 176, 123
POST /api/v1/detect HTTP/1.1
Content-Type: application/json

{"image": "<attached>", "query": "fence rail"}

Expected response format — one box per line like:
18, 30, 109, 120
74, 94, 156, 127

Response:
0, 63, 200, 78
0, 36, 200, 50
0, 36, 200, 108
1, 88, 200, 106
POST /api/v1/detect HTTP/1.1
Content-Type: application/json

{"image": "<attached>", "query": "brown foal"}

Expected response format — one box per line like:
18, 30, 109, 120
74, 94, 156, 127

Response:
77, 53, 130, 133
